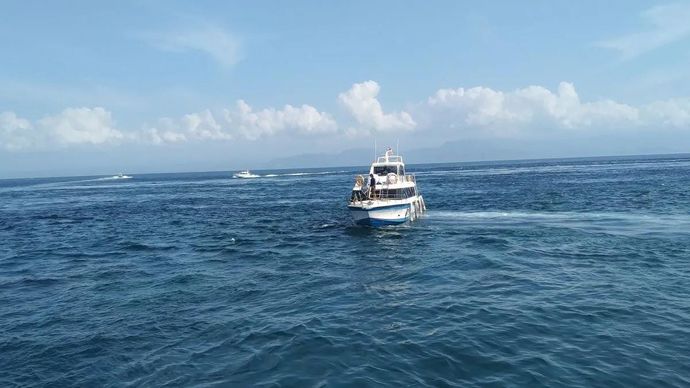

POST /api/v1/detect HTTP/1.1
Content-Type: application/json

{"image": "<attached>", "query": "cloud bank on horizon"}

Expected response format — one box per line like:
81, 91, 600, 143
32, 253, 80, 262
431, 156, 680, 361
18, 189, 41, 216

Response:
3, 80, 690, 151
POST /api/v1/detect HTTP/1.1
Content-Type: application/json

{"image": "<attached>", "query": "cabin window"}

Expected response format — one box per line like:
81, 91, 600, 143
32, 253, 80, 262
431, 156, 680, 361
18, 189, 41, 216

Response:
371, 188, 416, 199
367, 187, 417, 200
373, 165, 397, 175
399, 166, 405, 175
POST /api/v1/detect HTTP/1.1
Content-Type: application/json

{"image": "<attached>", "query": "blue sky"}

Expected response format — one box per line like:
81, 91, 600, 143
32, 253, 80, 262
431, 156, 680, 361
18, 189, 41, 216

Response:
2, 0, 690, 177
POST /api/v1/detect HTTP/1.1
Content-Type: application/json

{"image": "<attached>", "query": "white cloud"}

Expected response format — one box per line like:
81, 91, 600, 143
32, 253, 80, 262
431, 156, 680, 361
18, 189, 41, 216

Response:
0, 111, 35, 150
141, 126, 188, 145
141, 25, 242, 66
142, 100, 337, 144
596, 3, 690, 59
643, 98, 690, 127
225, 100, 337, 140
6, 80, 690, 152
2, 107, 124, 150
183, 109, 232, 140
38, 107, 124, 145
139, 112, 228, 145
338, 81, 416, 132
425, 82, 640, 133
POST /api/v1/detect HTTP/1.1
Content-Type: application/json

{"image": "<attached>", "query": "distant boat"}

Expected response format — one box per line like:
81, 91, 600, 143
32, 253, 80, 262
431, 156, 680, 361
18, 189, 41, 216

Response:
348, 148, 426, 226
233, 170, 260, 179
112, 173, 132, 179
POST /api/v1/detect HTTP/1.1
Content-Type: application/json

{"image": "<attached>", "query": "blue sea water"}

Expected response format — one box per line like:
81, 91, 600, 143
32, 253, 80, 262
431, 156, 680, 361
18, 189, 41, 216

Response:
1, 155, 690, 387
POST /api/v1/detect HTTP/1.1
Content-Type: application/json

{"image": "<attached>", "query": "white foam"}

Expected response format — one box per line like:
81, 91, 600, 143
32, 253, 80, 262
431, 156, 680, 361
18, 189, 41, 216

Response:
97, 175, 133, 181
427, 210, 690, 229
285, 171, 332, 176
418, 160, 690, 178
261, 171, 342, 178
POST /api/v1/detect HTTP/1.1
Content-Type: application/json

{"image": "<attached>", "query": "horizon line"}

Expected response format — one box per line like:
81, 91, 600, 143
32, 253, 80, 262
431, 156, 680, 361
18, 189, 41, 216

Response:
2, 151, 689, 181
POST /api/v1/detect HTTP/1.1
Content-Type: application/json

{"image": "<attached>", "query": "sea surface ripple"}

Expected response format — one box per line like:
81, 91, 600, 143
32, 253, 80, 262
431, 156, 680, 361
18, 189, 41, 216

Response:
1, 156, 690, 387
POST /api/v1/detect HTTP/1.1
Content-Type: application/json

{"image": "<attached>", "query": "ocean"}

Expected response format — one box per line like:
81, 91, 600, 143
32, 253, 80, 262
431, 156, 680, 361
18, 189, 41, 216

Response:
1, 155, 689, 387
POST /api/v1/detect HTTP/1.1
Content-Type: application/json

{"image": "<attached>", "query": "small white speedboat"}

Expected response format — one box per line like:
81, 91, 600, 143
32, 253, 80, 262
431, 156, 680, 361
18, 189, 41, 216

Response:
112, 173, 132, 179
348, 148, 426, 226
233, 170, 260, 179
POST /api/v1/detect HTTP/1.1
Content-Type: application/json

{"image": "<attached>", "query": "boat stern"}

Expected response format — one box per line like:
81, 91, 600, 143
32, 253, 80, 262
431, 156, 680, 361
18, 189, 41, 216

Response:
348, 203, 410, 226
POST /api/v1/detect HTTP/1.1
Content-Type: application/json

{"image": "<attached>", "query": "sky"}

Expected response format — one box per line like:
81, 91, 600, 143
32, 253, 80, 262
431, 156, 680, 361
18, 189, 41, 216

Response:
2, 0, 690, 177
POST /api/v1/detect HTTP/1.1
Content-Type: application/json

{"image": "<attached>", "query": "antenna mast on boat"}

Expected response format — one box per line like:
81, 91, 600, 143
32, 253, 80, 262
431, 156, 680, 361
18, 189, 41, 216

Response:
397, 138, 399, 155
374, 138, 377, 162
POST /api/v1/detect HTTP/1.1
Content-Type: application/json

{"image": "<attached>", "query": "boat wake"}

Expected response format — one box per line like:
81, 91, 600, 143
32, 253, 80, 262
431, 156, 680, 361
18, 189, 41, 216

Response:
98, 175, 133, 180
416, 159, 690, 177
247, 171, 346, 178
427, 210, 690, 234
283, 171, 341, 176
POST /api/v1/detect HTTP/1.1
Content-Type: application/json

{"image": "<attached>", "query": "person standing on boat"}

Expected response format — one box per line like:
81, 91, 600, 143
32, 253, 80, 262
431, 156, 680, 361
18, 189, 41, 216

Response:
368, 173, 376, 199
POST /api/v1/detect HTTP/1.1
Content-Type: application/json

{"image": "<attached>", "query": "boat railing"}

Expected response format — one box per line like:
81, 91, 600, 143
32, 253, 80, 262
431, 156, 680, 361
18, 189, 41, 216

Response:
348, 173, 418, 204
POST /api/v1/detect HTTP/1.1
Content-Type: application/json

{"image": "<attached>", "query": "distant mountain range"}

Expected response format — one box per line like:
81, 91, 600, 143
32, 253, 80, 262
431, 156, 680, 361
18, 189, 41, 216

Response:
264, 139, 568, 169
265, 139, 690, 169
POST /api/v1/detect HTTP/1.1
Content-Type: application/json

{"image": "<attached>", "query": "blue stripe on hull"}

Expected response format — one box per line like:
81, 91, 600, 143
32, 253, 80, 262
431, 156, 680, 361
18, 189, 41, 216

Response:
347, 203, 409, 212
354, 217, 409, 227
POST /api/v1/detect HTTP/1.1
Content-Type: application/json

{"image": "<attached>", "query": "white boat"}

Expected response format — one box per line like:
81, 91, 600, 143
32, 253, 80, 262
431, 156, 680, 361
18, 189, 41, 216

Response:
348, 148, 426, 226
112, 173, 132, 179
233, 170, 260, 179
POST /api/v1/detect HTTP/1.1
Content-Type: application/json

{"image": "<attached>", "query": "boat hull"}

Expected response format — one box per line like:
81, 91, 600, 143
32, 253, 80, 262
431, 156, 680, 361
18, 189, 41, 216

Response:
348, 203, 411, 226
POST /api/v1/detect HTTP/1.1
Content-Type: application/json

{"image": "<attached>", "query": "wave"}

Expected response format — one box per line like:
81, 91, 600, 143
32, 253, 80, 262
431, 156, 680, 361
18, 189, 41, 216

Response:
416, 159, 690, 177
258, 171, 346, 178
427, 210, 690, 233
0, 175, 135, 193
96, 175, 133, 181
283, 171, 342, 176
51, 175, 134, 185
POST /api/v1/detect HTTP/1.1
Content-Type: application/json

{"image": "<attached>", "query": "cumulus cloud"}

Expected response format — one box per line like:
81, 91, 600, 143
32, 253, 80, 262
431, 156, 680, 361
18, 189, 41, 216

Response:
225, 100, 337, 140
2, 107, 124, 150
141, 100, 337, 144
38, 107, 124, 145
425, 82, 641, 134
0, 111, 35, 150
139, 111, 227, 145
338, 81, 416, 132
596, 3, 690, 59
183, 110, 232, 140
140, 25, 243, 66
643, 98, 690, 127
140, 120, 188, 145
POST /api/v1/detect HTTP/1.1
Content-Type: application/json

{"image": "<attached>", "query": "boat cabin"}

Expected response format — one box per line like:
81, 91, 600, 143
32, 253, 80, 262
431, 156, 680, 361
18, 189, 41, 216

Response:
369, 149, 405, 178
